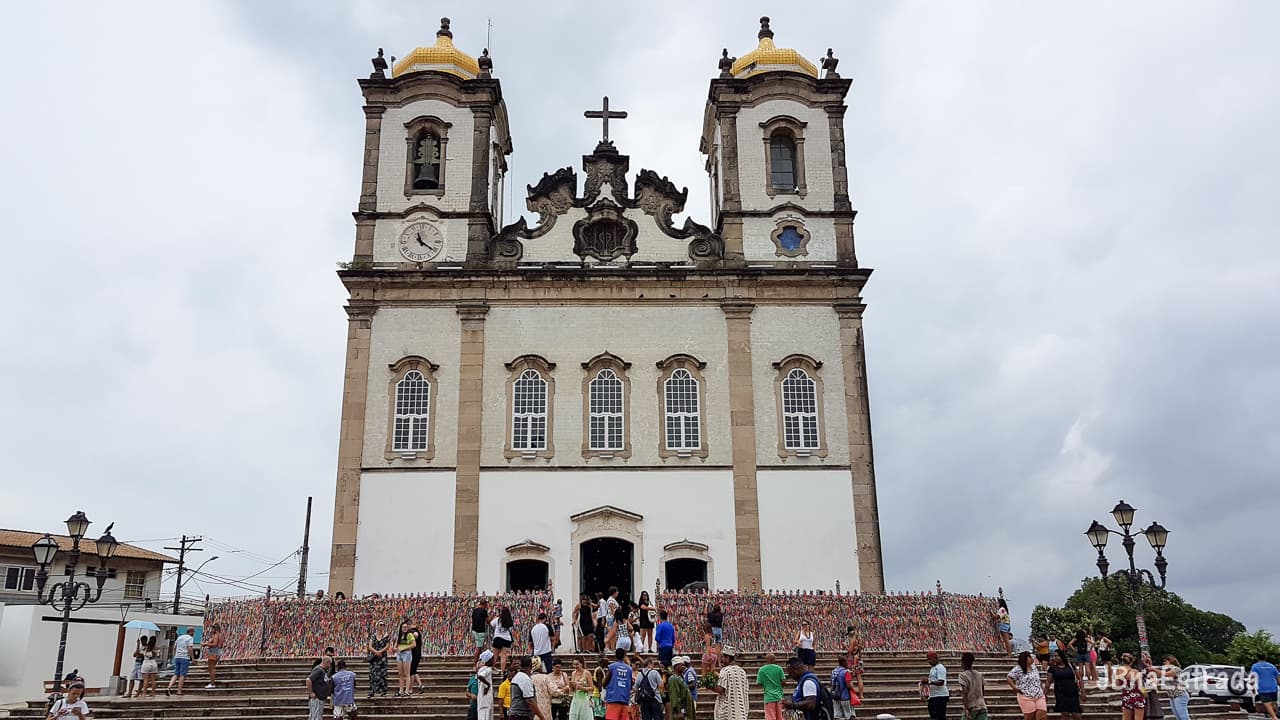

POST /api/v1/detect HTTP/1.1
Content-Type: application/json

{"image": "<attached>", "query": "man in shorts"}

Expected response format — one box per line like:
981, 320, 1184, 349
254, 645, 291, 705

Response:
472, 599, 491, 663
830, 655, 857, 720
604, 648, 634, 720
331, 659, 358, 718
166, 627, 196, 696
1252, 656, 1279, 720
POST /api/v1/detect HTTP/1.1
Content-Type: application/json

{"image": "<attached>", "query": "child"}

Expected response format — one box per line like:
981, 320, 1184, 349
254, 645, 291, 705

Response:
497, 668, 514, 720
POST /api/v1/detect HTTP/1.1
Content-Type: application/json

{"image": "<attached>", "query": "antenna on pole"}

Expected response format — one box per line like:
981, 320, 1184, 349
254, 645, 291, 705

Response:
487, 18, 493, 56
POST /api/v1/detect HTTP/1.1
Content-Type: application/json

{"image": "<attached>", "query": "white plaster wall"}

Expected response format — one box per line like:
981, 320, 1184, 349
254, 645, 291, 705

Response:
354, 470, 458, 595
376, 100, 475, 214
756, 469, 859, 591
735, 100, 833, 213
0, 605, 201, 704
743, 216, 837, 263
363, 307, 463, 467
750, 305, 849, 464
475, 470, 738, 597
479, 306, 731, 467
517, 207, 696, 264
373, 214, 470, 264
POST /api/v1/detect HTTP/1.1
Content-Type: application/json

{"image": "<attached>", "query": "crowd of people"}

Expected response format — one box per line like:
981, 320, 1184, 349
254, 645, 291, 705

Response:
204, 588, 1007, 661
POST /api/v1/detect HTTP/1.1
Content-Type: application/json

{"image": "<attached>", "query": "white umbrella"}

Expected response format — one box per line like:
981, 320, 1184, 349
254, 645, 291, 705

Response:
124, 620, 160, 631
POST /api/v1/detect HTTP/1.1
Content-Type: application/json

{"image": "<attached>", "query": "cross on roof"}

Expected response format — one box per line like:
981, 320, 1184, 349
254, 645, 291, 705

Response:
584, 96, 628, 143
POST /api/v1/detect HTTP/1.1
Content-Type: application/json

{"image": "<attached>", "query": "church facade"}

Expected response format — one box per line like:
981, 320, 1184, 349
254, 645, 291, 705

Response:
328, 18, 885, 601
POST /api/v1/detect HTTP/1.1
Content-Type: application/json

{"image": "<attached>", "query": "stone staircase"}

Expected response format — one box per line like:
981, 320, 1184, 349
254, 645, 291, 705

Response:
11, 651, 1255, 720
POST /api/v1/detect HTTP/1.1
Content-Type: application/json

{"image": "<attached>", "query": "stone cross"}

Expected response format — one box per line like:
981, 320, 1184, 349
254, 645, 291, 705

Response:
584, 96, 628, 143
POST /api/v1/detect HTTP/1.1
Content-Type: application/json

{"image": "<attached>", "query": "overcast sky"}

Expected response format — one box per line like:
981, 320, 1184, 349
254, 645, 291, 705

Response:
2, 2, 1276, 637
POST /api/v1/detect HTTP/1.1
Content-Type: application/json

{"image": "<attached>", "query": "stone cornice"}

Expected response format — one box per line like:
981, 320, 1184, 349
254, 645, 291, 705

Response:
339, 268, 870, 305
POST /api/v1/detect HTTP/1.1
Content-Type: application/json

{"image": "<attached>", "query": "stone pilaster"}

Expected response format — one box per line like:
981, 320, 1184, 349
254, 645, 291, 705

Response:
358, 107, 385, 213
827, 105, 858, 268
328, 303, 376, 597
834, 303, 885, 593
466, 109, 494, 265
451, 303, 490, 592
722, 301, 762, 589
718, 110, 742, 213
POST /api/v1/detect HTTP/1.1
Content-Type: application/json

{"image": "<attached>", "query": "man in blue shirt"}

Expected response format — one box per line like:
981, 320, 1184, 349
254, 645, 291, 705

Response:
655, 611, 677, 668
331, 660, 358, 719
604, 648, 633, 720
1251, 657, 1279, 720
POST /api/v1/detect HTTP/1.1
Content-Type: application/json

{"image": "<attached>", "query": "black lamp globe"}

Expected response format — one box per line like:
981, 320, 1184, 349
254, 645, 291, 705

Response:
1143, 521, 1169, 552
32, 534, 59, 568
95, 530, 120, 564
64, 511, 91, 540
1085, 521, 1110, 551
1110, 500, 1136, 530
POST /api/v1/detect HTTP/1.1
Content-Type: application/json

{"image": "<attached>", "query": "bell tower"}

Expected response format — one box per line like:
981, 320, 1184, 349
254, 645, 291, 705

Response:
700, 17, 856, 266
348, 18, 513, 269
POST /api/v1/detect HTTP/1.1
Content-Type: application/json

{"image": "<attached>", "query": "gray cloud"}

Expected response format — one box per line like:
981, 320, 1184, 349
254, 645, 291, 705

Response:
1, 1, 1275, 633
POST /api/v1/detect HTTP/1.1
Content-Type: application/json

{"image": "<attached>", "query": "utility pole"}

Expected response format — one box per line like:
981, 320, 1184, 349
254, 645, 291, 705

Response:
164, 535, 203, 615
296, 497, 313, 599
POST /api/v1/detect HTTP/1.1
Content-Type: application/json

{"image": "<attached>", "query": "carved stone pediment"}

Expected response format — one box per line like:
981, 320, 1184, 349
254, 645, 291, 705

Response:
662, 539, 710, 553
570, 505, 644, 524
488, 144, 725, 266
505, 539, 551, 554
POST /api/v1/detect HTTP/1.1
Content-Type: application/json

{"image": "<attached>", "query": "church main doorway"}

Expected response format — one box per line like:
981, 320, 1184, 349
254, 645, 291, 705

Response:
580, 537, 633, 599
507, 559, 549, 592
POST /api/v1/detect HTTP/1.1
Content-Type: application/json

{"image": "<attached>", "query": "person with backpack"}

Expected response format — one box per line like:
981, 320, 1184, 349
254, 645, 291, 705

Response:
830, 655, 859, 720
783, 656, 834, 720
755, 653, 786, 720
635, 657, 664, 720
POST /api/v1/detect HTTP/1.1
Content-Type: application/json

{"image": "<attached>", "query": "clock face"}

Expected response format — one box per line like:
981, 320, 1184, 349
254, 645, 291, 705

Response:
397, 221, 445, 263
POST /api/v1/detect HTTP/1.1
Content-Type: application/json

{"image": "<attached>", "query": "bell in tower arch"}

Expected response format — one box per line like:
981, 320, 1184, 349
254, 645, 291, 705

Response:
413, 134, 441, 190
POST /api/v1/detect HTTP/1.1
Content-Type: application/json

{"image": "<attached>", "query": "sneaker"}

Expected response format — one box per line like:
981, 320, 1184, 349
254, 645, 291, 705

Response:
205, 684, 216, 689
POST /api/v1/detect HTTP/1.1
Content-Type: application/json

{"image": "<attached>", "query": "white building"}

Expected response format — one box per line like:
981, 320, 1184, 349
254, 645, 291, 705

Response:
328, 18, 886, 601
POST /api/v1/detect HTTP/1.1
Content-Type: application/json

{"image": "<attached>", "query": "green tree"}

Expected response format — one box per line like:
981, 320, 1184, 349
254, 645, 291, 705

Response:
1227, 630, 1280, 667
1036, 578, 1244, 664
1030, 605, 1107, 644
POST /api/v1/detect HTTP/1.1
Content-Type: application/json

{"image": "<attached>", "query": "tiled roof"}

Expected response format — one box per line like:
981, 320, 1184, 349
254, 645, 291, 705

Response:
0, 529, 177, 564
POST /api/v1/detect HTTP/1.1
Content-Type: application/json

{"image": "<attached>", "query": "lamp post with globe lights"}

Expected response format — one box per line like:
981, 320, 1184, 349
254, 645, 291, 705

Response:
30, 511, 120, 696
1084, 500, 1169, 660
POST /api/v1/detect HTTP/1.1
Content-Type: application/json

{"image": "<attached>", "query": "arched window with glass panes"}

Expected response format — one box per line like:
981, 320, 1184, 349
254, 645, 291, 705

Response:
664, 369, 700, 450
781, 368, 819, 450
589, 369, 624, 451
393, 370, 430, 452
511, 369, 548, 452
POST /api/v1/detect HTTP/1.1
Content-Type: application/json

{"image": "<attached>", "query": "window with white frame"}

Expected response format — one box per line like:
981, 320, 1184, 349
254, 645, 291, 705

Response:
589, 369, 624, 451
124, 570, 147, 599
512, 369, 548, 451
664, 369, 701, 450
3, 566, 36, 592
392, 370, 431, 452
781, 368, 820, 449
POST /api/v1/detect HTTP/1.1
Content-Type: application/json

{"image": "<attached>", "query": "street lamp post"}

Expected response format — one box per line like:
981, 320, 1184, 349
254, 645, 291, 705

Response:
1084, 500, 1170, 660
30, 511, 119, 696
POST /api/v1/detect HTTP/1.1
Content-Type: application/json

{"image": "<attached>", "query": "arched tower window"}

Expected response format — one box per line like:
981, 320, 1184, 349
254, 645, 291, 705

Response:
403, 116, 452, 196
769, 134, 797, 191
760, 116, 808, 198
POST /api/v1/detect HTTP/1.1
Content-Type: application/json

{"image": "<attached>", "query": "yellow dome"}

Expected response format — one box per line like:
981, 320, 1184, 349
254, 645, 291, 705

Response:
393, 18, 481, 79
730, 18, 818, 79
